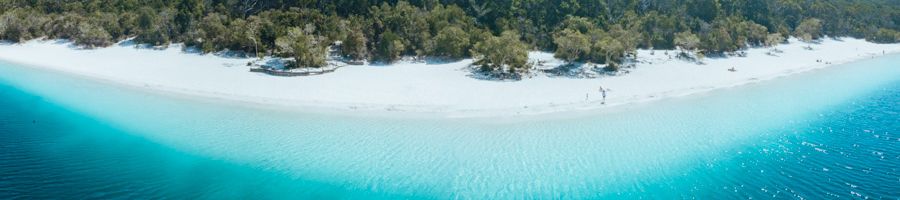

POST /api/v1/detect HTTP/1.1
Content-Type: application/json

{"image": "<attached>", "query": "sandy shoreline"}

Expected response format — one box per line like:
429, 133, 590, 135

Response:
1, 38, 898, 118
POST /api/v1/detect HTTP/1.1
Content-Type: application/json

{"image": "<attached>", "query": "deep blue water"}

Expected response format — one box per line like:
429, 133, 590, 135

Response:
628, 80, 900, 199
1, 56, 899, 199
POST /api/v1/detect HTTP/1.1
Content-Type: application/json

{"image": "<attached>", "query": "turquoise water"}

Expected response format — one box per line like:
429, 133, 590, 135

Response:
0, 55, 898, 199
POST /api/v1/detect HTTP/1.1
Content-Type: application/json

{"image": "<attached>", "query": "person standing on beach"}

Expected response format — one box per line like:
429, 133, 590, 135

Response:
599, 86, 607, 105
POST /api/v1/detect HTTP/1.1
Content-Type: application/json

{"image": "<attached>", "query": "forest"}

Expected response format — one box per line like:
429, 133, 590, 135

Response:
1, 0, 899, 74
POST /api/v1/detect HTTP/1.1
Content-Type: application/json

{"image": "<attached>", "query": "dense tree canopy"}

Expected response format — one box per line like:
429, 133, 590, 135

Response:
472, 31, 529, 77
553, 29, 590, 62
275, 26, 326, 68
674, 31, 700, 53
2, 0, 899, 71
341, 24, 368, 62
795, 18, 824, 43
431, 26, 470, 60
74, 22, 113, 48
871, 28, 900, 44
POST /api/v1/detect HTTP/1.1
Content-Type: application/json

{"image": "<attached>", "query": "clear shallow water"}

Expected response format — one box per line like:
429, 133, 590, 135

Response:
0, 55, 898, 199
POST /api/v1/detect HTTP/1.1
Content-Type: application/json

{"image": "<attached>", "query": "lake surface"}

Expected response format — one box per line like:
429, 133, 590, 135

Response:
1, 55, 898, 199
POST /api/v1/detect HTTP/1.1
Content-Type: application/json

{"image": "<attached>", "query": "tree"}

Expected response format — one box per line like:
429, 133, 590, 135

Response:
559, 16, 596, 34
674, 31, 700, 53
194, 13, 228, 52
607, 25, 640, 59
225, 18, 260, 53
275, 27, 326, 68
74, 22, 113, 48
765, 33, 784, 47
245, 16, 266, 57
89, 12, 125, 40
552, 28, 590, 62
2, 0, 900, 77
687, 0, 721, 21
375, 30, 405, 63
472, 31, 529, 76
582, 29, 607, 63
426, 4, 474, 34
701, 27, 736, 54
431, 26, 470, 60
871, 28, 900, 44
341, 27, 368, 61
370, 1, 429, 56
595, 35, 624, 70
174, 0, 203, 35
643, 12, 681, 49
795, 18, 823, 43
135, 8, 168, 45
0, 9, 30, 42
44, 13, 82, 40
743, 21, 768, 46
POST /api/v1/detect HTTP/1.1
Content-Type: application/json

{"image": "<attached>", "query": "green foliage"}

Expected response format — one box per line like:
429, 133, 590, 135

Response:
551, 16, 637, 67
765, 33, 785, 47
134, 7, 169, 46
275, 27, 326, 68
870, 28, 900, 44
552, 29, 590, 62
425, 4, 473, 34
593, 32, 625, 69
225, 18, 260, 53
606, 25, 640, 59
637, 11, 682, 49
375, 31, 405, 63
193, 13, 228, 52
431, 26, 470, 60
341, 27, 368, 61
44, 13, 82, 40
584, 29, 609, 64
74, 22, 113, 48
558, 16, 596, 34
795, 18, 824, 43
85, 12, 125, 40
0, 9, 34, 42
687, 0, 721, 21
730, 19, 768, 46
174, 0, 203, 34
691, 17, 770, 53
370, 1, 429, 56
674, 31, 700, 52
1, 0, 899, 70
472, 31, 529, 76
701, 26, 738, 54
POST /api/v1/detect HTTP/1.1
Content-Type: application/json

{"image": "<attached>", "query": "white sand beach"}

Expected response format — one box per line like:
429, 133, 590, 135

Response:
1, 38, 898, 117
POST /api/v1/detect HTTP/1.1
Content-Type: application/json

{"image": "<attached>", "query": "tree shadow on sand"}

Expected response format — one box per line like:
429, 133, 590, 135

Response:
465, 65, 529, 82
540, 63, 607, 79
465, 62, 629, 82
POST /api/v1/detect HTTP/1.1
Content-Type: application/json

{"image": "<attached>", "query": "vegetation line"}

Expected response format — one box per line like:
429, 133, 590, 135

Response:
1, 0, 898, 78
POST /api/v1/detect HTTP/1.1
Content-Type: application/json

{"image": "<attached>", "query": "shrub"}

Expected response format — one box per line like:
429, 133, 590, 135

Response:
374, 31, 405, 63
472, 31, 529, 76
795, 18, 823, 43
870, 28, 900, 43
431, 26, 470, 60
552, 28, 590, 62
74, 22, 113, 48
275, 27, 327, 68
341, 29, 368, 61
